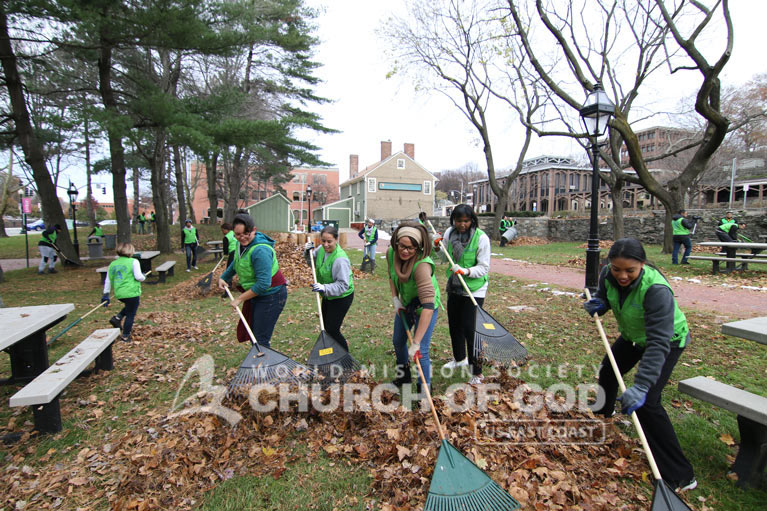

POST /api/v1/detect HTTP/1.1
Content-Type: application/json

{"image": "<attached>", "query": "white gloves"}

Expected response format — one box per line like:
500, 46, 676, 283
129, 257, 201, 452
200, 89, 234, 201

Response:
392, 296, 404, 312
311, 283, 325, 293
408, 342, 421, 360
304, 241, 314, 251
450, 263, 468, 276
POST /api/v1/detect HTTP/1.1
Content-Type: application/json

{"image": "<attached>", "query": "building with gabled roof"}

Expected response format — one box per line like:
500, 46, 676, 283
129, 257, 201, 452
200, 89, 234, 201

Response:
339, 141, 438, 221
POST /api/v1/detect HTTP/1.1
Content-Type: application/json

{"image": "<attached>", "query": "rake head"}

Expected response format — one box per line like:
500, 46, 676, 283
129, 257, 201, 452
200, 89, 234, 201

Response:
196, 272, 214, 290
227, 344, 314, 395
473, 308, 528, 364
426, 440, 520, 511
307, 331, 361, 382
651, 480, 693, 511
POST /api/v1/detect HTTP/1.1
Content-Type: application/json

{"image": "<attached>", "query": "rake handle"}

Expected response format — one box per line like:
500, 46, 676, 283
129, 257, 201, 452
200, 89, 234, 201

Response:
225, 287, 263, 354
425, 219, 478, 307
49, 299, 110, 343
584, 288, 662, 482
308, 243, 326, 332
400, 312, 445, 442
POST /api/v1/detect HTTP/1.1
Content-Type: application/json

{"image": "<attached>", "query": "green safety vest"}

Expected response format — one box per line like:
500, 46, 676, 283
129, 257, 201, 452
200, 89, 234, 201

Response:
93, 226, 104, 237
672, 218, 689, 236
139, 214, 145, 222
605, 265, 688, 348
225, 230, 238, 253
234, 243, 279, 292
719, 218, 735, 229
445, 228, 489, 293
315, 245, 354, 300
387, 247, 442, 313
43, 230, 57, 245
719, 222, 735, 234
364, 226, 377, 243
108, 256, 142, 299
499, 219, 510, 232
183, 226, 197, 244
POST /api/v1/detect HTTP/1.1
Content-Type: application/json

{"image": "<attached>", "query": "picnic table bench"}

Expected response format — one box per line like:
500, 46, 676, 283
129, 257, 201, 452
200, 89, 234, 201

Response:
155, 260, 177, 283
206, 241, 223, 260
679, 316, 767, 488
0, 304, 74, 385
690, 241, 767, 274
8, 328, 120, 436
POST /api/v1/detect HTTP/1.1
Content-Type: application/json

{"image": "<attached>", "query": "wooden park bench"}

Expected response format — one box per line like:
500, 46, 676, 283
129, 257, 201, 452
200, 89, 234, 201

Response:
155, 260, 177, 283
687, 255, 767, 274
679, 375, 767, 488
96, 266, 109, 284
8, 328, 120, 436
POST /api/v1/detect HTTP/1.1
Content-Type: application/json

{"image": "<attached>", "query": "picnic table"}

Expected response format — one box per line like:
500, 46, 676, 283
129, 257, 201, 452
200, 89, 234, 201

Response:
206, 241, 224, 260
692, 241, 767, 273
133, 250, 160, 273
0, 304, 74, 385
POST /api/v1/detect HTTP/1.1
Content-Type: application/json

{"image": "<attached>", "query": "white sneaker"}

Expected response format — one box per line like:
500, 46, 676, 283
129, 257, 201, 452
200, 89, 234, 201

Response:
468, 375, 484, 385
186, 268, 191, 272
193, 266, 198, 269
443, 358, 468, 370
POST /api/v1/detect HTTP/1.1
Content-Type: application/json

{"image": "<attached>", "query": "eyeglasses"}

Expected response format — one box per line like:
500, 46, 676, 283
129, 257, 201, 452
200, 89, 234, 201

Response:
233, 230, 253, 239
396, 243, 417, 253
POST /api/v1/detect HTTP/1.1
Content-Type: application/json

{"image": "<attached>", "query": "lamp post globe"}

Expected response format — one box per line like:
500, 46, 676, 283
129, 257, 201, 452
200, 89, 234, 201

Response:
67, 182, 80, 257
578, 82, 614, 293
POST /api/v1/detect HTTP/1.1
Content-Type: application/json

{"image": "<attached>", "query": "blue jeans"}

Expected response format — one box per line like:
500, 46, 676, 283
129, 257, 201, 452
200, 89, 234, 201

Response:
185, 243, 197, 269
672, 236, 691, 264
363, 242, 376, 261
392, 309, 438, 386
118, 296, 140, 337
249, 286, 287, 348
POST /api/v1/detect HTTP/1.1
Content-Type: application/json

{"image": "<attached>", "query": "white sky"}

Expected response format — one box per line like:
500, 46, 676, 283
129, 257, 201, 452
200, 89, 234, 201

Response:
303, 0, 767, 184
48, 0, 767, 201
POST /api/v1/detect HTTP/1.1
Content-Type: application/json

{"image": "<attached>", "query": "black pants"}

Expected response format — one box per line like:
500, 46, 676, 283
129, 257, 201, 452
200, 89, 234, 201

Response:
447, 293, 484, 376
118, 296, 140, 337
321, 293, 354, 352
594, 336, 694, 485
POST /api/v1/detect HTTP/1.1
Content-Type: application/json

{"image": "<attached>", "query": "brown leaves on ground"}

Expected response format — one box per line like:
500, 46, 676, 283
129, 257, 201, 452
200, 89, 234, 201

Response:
1, 361, 676, 511
510, 236, 550, 246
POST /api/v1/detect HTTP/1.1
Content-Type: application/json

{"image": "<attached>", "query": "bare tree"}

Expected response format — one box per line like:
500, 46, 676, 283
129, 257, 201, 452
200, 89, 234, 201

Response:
506, 0, 734, 250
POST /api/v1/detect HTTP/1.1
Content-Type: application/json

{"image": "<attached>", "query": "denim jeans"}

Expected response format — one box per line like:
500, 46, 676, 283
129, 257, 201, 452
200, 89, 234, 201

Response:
185, 243, 197, 269
249, 285, 288, 348
118, 296, 140, 336
363, 242, 376, 261
392, 309, 439, 386
671, 235, 691, 264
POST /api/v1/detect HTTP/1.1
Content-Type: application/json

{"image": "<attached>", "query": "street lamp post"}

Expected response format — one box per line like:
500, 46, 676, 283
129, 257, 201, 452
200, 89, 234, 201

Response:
306, 185, 312, 232
67, 182, 80, 257
578, 82, 614, 293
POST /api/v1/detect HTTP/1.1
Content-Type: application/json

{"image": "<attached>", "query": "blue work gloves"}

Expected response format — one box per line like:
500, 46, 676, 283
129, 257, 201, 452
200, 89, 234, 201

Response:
101, 293, 110, 307
618, 384, 649, 415
311, 283, 325, 293
583, 297, 608, 316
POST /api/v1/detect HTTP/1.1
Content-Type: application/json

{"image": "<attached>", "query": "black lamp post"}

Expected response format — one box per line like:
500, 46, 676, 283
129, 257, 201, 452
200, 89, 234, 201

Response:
306, 185, 312, 231
578, 82, 614, 293
67, 182, 80, 257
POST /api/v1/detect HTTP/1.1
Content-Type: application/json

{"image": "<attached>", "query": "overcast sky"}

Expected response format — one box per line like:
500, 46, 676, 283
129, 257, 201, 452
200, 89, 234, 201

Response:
303, 0, 767, 184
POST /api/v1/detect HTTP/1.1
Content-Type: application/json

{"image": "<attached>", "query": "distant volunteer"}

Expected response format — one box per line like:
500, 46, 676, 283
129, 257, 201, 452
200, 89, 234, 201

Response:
182, 219, 199, 272
103, 242, 146, 343
358, 218, 378, 271
37, 224, 62, 274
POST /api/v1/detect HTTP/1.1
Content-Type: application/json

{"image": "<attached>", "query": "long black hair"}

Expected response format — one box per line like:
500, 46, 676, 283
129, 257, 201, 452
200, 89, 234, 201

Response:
608, 237, 666, 276
450, 204, 479, 229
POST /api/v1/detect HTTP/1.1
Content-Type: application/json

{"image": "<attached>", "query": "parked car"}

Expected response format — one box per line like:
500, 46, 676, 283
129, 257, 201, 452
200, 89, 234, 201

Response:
100, 219, 118, 225
25, 219, 45, 231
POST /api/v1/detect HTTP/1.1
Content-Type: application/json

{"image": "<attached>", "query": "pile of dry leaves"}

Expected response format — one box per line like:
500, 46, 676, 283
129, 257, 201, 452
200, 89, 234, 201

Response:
509, 236, 550, 247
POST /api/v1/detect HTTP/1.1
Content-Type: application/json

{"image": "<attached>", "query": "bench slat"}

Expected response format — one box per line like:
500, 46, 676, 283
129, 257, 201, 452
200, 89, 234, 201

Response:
679, 376, 767, 425
687, 256, 767, 263
9, 328, 120, 407
156, 260, 176, 272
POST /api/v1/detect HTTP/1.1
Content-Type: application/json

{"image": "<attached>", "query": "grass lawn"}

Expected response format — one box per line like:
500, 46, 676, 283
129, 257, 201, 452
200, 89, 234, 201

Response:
0, 235, 765, 509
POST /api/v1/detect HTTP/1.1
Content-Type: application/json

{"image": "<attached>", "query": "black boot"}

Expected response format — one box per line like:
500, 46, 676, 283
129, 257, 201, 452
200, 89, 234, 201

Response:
392, 364, 412, 387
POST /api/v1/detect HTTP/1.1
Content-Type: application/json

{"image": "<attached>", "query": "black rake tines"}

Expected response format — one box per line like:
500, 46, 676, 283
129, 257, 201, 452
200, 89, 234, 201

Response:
474, 333, 529, 365
227, 346, 314, 395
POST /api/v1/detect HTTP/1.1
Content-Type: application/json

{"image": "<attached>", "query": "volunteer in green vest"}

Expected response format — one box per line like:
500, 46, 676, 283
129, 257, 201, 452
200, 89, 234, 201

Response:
499, 215, 512, 247
182, 219, 199, 272
150, 211, 156, 234
303, 226, 355, 351
37, 224, 62, 274
433, 204, 490, 384
358, 218, 378, 272
388, 221, 441, 394
102, 242, 146, 342
583, 237, 696, 492
221, 222, 238, 269
88, 223, 104, 239
718, 210, 735, 230
218, 213, 287, 348
138, 212, 146, 234
671, 210, 697, 265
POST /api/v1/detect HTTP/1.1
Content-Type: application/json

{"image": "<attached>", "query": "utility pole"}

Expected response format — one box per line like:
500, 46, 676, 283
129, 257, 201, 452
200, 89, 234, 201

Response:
728, 158, 737, 210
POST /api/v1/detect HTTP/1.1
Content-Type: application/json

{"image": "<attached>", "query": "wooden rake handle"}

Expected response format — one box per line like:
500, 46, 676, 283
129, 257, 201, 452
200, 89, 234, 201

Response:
399, 312, 445, 442
307, 242, 326, 332
224, 287, 263, 354
425, 219, 478, 307
584, 288, 662, 482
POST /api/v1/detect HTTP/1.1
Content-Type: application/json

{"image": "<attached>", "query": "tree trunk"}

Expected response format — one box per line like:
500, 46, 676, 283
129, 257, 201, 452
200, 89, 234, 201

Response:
609, 179, 625, 240
98, 37, 131, 244
84, 102, 97, 227
206, 153, 218, 222
132, 165, 139, 234
0, 7, 75, 258
151, 129, 171, 253
0, 149, 13, 238
173, 145, 187, 226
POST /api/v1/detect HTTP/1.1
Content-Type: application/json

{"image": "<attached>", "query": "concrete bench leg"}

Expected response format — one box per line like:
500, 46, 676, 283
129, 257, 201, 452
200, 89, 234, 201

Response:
158, 271, 167, 284
6, 331, 50, 384
32, 397, 62, 434
95, 344, 114, 372
732, 415, 767, 489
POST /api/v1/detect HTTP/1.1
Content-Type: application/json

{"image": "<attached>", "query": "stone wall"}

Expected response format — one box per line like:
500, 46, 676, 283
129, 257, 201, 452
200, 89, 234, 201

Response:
426, 208, 767, 244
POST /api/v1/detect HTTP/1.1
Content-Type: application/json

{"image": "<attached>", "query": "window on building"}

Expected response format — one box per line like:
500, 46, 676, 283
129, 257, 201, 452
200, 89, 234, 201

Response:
397, 159, 405, 169
312, 174, 326, 185
423, 181, 431, 195
367, 178, 376, 193
293, 191, 300, 201
356, 181, 361, 194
